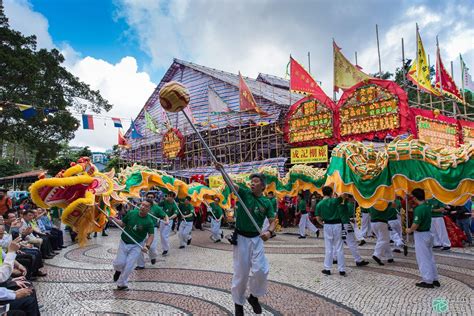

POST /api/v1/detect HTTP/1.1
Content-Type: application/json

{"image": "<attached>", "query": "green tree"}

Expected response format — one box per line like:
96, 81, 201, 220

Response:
0, 4, 112, 167
0, 158, 26, 178
105, 145, 121, 172
43, 144, 93, 175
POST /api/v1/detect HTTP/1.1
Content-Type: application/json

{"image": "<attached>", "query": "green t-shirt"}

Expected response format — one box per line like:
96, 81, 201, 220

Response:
361, 208, 370, 213
150, 204, 166, 226
427, 199, 445, 218
180, 203, 195, 222
298, 199, 307, 214
338, 202, 354, 224
121, 209, 155, 244
269, 197, 277, 213
369, 207, 392, 222
159, 200, 178, 217
386, 205, 399, 221
236, 186, 276, 233
413, 203, 432, 231
50, 207, 61, 219
315, 197, 342, 223
210, 202, 223, 218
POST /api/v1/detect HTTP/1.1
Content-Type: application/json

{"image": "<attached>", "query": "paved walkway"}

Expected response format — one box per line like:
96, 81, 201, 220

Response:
34, 228, 473, 315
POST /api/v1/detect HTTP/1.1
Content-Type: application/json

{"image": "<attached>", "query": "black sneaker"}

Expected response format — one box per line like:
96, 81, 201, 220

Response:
415, 282, 434, 288
388, 259, 394, 263
403, 245, 408, 256
162, 250, 168, 256
433, 245, 442, 249
214, 239, 221, 243
433, 280, 441, 287
179, 246, 185, 249
151, 259, 156, 265
333, 260, 338, 264
298, 235, 306, 239
113, 271, 121, 282
321, 269, 331, 275
187, 238, 192, 245
247, 294, 262, 314
372, 255, 384, 266
390, 240, 394, 244
316, 230, 320, 238
135, 266, 145, 270
116, 286, 129, 291
359, 240, 366, 246
339, 271, 346, 276
93, 232, 97, 238
102, 232, 108, 237
393, 249, 401, 253
221, 231, 224, 239
441, 247, 451, 251
356, 260, 369, 267
235, 304, 244, 316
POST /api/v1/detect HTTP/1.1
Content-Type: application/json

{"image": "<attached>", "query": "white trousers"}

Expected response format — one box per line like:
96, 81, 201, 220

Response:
262, 218, 270, 232
353, 221, 364, 241
231, 234, 269, 305
113, 239, 144, 287
137, 227, 159, 267
299, 214, 318, 236
361, 213, 372, 237
324, 224, 345, 271
414, 231, 439, 283
334, 224, 362, 263
430, 217, 451, 247
372, 222, 393, 260
211, 218, 222, 240
178, 221, 193, 247
389, 218, 404, 249
159, 220, 171, 252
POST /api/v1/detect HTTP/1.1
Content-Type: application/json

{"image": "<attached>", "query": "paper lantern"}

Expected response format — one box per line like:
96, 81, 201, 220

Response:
159, 81, 190, 113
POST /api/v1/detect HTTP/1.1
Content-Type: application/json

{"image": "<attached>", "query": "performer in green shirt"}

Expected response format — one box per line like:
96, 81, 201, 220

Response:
315, 186, 345, 276
427, 199, 450, 250
178, 196, 195, 249
228, 173, 276, 316
387, 198, 405, 253
111, 199, 155, 290
369, 205, 395, 265
158, 192, 177, 256
209, 197, 224, 242
406, 189, 440, 288
297, 193, 319, 239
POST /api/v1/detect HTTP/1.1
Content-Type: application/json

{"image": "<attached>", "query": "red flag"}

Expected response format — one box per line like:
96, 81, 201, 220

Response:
239, 73, 268, 116
435, 47, 463, 102
290, 56, 328, 101
118, 130, 131, 149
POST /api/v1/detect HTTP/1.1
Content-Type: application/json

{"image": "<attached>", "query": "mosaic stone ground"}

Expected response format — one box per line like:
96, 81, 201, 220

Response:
34, 227, 474, 315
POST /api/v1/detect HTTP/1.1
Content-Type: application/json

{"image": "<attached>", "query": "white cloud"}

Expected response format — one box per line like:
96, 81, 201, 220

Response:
3, 0, 54, 49
3, 0, 157, 152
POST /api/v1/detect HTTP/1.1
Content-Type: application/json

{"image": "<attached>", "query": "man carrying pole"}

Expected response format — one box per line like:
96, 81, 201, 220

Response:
109, 199, 155, 290
178, 197, 195, 249
206, 198, 224, 243
159, 192, 178, 256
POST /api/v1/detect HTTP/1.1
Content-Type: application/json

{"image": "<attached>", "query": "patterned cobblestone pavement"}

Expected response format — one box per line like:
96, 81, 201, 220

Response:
34, 228, 474, 315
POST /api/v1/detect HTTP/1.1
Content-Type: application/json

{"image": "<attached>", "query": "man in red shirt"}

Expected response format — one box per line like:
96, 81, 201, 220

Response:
0, 188, 12, 216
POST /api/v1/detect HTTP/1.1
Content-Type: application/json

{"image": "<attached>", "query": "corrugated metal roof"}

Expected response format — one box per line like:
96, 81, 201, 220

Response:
256, 73, 290, 89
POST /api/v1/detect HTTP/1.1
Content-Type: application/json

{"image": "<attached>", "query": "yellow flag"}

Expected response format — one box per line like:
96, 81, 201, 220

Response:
333, 41, 371, 91
407, 28, 440, 96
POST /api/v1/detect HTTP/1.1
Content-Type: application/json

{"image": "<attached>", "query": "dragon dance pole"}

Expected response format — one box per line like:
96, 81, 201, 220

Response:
181, 110, 262, 234
203, 200, 218, 221
96, 206, 145, 250
125, 200, 161, 221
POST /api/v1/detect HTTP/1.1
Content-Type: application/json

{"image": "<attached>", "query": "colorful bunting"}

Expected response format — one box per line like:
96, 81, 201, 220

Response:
333, 40, 370, 92
239, 73, 268, 116
17, 104, 37, 119
112, 117, 123, 128
208, 87, 233, 114
407, 27, 440, 96
130, 119, 142, 139
145, 110, 158, 133
435, 45, 463, 102
82, 114, 94, 130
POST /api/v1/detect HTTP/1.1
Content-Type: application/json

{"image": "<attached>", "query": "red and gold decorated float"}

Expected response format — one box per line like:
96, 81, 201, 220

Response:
459, 119, 474, 145
335, 78, 410, 141
410, 108, 459, 148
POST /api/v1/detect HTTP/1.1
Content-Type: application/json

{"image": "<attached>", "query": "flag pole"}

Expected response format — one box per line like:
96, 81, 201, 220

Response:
450, 60, 458, 118
436, 36, 445, 114
427, 54, 434, 110
332, 39, 337, 102
460, 54, 467, 116
376, 24, 382, 78
355, 51, 358, 66
181, 109, 262, 233
308, 51, 311, 75
414, 26, 421, 106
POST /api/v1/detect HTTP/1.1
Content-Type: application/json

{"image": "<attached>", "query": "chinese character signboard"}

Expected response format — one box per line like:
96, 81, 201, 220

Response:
458, 120, 474, 145
162, 128, 185, 159
290, 145, 328, 164
336, 79, 410, 142
284, 96, 336, 146
416, 116, 459, 148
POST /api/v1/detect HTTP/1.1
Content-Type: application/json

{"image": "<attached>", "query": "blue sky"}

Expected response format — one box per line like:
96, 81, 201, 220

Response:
3, 0, 473, 151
